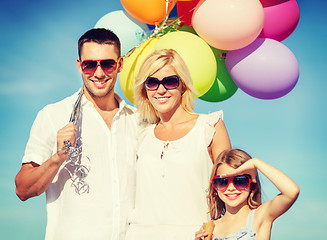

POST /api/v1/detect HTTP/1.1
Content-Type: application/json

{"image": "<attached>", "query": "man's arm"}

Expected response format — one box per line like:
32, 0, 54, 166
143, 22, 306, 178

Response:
15, 122, 76, 201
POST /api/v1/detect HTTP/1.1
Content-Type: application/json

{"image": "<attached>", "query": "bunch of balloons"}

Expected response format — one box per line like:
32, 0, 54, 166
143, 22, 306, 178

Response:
94, 0, 300, 102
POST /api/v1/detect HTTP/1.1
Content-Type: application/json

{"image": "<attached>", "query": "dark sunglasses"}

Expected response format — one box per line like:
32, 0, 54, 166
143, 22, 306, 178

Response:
211, 174, 252, 191
144, 75, 180, 91
80, 58, 119, 75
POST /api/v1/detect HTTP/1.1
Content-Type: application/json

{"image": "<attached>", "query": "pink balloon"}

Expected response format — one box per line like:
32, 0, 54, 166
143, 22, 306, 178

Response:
226, 38, 299, 99
258, 0, 300, 41
192, 0, 264, 50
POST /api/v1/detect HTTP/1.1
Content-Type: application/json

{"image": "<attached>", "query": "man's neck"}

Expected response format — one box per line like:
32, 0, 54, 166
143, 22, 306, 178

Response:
83, 89, 118, 112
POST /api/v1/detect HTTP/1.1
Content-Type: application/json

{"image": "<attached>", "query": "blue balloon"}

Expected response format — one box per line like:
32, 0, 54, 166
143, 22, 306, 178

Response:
95, 10, 150, 56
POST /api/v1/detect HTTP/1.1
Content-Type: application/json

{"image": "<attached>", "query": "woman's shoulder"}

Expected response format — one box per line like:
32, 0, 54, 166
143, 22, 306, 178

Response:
137, 121, 155, 136
195, 111, 224, 145
198, 110, 223, 126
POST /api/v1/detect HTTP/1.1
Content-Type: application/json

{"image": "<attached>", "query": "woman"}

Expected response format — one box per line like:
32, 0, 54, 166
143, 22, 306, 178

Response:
125, 49, 231, 239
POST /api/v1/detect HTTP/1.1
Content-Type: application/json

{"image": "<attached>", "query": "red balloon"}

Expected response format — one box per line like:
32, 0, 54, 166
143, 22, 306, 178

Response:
176, 0, 200, 26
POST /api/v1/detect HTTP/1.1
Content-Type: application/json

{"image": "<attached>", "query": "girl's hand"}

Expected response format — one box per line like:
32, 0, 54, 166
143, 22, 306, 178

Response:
195, 227, 208, 240
219, 158, 258, 183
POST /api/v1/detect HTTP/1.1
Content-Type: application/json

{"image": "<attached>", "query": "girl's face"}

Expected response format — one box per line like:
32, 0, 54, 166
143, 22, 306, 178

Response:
145, 65, 184, 117
216, 163, 252, 209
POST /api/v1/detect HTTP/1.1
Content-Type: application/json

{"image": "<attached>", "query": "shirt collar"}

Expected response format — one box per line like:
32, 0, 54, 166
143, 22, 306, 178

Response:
114, 93, 136, 115
70, 89, 136, 114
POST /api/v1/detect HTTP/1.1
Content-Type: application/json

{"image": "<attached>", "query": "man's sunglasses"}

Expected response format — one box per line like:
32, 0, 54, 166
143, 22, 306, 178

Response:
80, 59, 119, 75
211, 174, 252, 191
144, 75, 180, 91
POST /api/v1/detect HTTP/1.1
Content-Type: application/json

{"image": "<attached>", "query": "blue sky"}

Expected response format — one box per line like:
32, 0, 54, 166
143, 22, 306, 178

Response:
0, 0, 326, 239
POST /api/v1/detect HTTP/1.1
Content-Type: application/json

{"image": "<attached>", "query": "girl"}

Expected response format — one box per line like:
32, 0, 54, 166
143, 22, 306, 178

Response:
125, 49, 231, 239
195, 149, 299, 240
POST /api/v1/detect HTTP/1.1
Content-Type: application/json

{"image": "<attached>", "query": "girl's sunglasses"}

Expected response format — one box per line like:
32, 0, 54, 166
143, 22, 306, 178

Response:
211, 174, 252, 191
144, 75, 180, 91
80, 58, 119, 75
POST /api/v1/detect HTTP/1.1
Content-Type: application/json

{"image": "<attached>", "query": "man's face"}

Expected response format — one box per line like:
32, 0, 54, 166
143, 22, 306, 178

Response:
77, 42, 122, 99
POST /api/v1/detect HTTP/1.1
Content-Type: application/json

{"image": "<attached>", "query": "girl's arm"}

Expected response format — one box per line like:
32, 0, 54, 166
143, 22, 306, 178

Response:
221, 158, 300, 221
253, 158, 300, 221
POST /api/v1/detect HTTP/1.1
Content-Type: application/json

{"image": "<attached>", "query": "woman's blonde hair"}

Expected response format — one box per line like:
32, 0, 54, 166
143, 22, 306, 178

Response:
134, 49, 196, 123
208, 149, 262, 220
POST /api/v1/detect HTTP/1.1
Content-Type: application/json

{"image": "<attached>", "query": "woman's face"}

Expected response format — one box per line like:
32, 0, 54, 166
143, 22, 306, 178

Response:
145, 65, 184, 117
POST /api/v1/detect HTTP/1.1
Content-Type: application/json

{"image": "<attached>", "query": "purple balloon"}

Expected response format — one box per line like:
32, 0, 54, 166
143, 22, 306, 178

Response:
226, 38, 299, 99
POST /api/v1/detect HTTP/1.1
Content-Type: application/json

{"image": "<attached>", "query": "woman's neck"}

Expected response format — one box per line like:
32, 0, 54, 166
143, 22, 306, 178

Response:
158, 107, 194, 126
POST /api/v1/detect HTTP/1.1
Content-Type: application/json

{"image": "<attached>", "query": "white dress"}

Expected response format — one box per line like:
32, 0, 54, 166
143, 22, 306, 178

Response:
125, 111, 223, 240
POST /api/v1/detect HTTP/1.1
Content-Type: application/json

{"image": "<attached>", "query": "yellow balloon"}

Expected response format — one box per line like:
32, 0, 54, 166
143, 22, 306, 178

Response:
154, 31, 216, 97
120, 37, 158, 103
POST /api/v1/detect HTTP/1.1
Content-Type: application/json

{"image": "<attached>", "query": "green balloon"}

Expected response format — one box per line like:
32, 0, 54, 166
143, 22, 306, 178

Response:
178, 26, 238, 102
179, 25, 197, 35
199, 47, 238, 102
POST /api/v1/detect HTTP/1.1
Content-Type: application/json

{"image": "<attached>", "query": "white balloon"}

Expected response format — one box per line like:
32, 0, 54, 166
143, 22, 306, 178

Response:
94, 10, 150, 56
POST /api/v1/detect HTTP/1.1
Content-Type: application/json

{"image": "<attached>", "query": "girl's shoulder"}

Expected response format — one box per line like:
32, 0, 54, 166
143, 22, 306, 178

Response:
252, 205, 275, 239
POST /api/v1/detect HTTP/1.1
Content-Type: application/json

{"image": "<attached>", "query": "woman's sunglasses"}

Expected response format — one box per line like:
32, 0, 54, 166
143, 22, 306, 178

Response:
80, 59, 119, 75
211, 174, 252, 191
144, 75, 180, 91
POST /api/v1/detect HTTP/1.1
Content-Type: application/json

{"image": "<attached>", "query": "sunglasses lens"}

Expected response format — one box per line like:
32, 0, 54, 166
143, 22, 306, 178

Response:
100, 59, 117, 73
213, 176, 228, 191
163, 75, 180, 90
145, 77, 159, 90
81, 59, 118, 74
81, 61, 97, 74
145, 75, 180, 91
233, 175, 250, 190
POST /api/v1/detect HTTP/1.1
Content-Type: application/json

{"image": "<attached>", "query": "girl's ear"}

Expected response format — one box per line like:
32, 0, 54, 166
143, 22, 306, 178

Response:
250, 172, 257, 183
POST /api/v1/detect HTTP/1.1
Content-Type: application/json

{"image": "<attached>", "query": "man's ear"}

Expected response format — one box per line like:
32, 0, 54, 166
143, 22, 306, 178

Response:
117, 57, 123, 73
76, 59, 83, 74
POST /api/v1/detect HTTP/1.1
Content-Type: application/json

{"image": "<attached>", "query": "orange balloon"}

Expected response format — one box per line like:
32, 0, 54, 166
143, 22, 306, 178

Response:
120, 0, 175, 25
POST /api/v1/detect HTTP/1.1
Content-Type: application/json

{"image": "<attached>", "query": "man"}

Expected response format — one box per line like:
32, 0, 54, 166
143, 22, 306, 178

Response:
15, 28, 138, 240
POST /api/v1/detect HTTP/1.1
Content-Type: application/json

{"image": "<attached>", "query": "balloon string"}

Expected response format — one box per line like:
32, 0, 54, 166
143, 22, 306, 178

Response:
124, 0, 181, 59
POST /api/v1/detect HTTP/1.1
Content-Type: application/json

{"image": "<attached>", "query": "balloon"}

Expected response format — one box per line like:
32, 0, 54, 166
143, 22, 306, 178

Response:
178, 25, 197, 34
154, 31, 217, 97
176, 0, 200, 26
199, 48, 238, 102
120, 0, 175, 25
94, 10, 150, 56
192, 0, 264, 50
225, 38, 299, 100
120, 37, 158, 103
258, 0, 300, 41
179, 26, 237, 102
